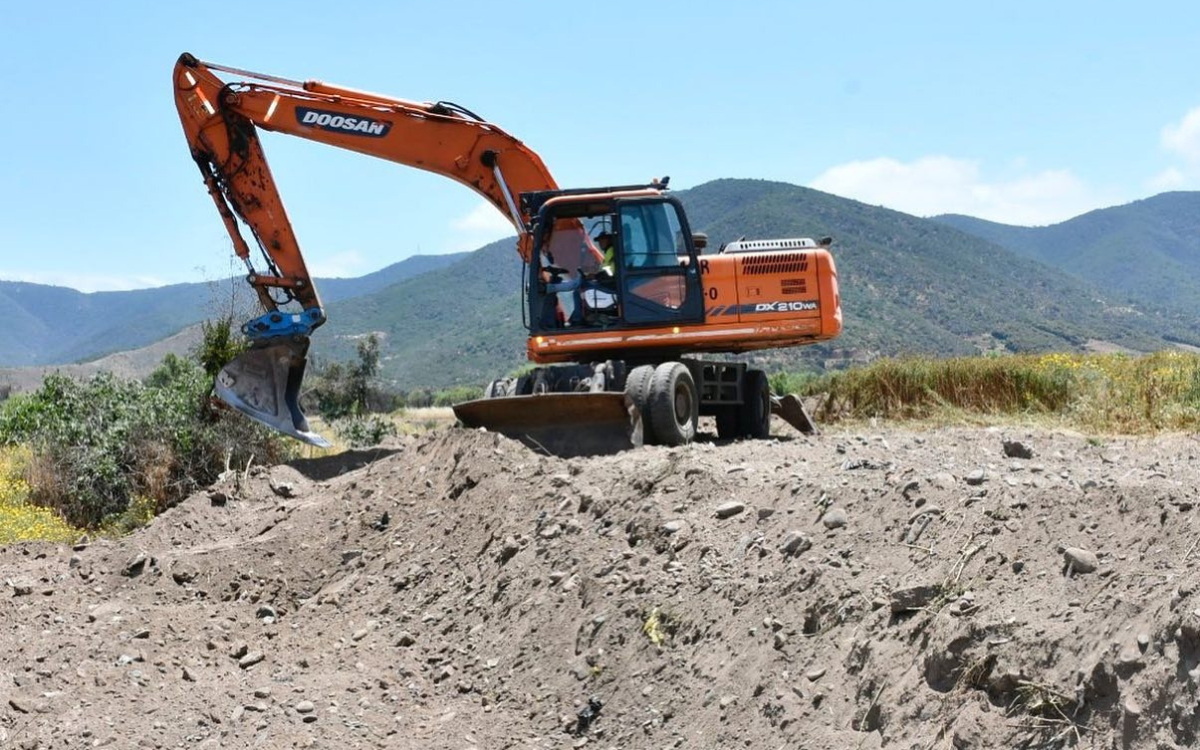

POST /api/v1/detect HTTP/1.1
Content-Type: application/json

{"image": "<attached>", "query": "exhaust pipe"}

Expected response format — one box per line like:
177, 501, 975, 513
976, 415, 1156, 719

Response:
214, 338, 331, 448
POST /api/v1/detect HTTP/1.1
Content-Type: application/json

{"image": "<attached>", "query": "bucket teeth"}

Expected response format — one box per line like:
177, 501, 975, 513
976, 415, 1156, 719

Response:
215, 339, 331, 448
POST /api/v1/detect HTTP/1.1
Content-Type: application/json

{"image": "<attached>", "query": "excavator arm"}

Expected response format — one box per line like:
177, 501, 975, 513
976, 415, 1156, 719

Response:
173, 53, 558, 444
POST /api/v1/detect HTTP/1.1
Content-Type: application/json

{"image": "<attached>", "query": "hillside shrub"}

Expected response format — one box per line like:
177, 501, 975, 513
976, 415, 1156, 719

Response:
432, 385, 483, 407
333, 414, 399, 447
0, 357, 292, 529
309, 334, 386, 417
404, 388, 434, 408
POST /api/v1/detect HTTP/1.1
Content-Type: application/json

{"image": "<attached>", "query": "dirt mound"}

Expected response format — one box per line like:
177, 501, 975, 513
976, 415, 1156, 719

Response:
1, 425, 1199, 748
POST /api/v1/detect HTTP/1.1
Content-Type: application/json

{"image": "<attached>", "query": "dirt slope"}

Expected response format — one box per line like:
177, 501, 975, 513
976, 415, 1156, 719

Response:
1, 425, 1198, 749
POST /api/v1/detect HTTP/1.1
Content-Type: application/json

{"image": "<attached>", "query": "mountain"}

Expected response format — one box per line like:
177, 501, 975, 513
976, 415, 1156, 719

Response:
9, 180, 1195, 392
0, 252, 468, 366
319, 238, 527, 388
309, 179, 1199, 390
0, 325, 203, 395
933, 192, 1200, 316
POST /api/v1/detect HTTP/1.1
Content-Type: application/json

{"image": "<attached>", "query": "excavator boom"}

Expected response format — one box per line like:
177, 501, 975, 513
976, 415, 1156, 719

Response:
173, 54, 558, 444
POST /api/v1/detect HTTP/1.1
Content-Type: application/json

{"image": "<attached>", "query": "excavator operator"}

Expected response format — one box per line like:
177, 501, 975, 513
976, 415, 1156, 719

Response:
595, 231, 616, 276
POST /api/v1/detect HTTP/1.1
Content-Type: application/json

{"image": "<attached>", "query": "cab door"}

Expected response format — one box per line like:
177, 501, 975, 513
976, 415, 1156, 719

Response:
617, 199, 704, 326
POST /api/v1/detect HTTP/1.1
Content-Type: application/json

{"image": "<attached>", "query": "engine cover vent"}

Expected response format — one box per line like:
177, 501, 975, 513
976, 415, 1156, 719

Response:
781, 278, 808, 295
740, 252, 810, 276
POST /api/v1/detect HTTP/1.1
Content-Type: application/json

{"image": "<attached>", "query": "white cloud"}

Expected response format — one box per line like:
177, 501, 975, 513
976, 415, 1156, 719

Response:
452, 201, 513, 234
0, 270, 169, 293
809, 156, 1099, 225
308, 250, 367, 278
446, 201, 515, 252
1162, 107, 1200, 162
1148, 167, 1186, 192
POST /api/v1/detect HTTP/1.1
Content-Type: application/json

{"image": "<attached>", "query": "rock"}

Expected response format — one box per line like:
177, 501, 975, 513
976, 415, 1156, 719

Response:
1123, 697, 1141, 718
715, 502, 746, 519
229, 643, 249, 659
890, 584, 943, 613
965, 470, 986, 486
270, 481, 295, 498
295, 700, 315, 714
182, 666, 197, 682
171, 565, 199, 585
253, 687, 271, 699
661, 520, 686, 534
821, 508, 848, 529
1137, 633, 1150, 651
396, 632, 417, 647
238, 651, 265, 669
123, 552, 150, 577
1002, 439, 1034, 459
930, 472, 956, 490
757, 507, 776, 520
773, 632, 787, 650
805, 667, 826, 681
842, 458, 887, 471
255, 605, 278, 621
1063, 547, 1099, 575
780, 532, 812, 557
351, 628, 369, 642
10, 581, 33, 597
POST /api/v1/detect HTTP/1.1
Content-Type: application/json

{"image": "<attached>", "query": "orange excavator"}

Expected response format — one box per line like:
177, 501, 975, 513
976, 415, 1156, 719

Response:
173, 53, 842, 453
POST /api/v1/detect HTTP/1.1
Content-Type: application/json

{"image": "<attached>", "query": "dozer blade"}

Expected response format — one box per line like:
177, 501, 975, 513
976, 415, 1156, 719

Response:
771, 393, 818, 435
215, 339, 331, 448
453, 392, 640, 457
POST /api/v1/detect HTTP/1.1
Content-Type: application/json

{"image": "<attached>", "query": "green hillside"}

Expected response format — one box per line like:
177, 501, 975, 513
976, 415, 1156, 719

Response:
934, 191, 1200, 316
0, 252, 468, 366
315, 179, 1199, 390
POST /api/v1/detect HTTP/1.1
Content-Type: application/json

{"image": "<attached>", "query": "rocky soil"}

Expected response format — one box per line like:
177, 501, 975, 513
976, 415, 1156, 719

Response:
1, 422, 1199, 749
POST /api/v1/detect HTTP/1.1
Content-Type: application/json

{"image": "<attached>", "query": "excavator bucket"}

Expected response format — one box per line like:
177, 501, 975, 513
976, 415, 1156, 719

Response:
453, 392, 641, 457
215, 339, 332, 448
771, 393, 818, 435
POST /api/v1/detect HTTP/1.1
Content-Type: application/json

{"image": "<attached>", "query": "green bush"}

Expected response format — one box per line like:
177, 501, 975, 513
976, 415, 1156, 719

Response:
0, 356, 292, 529
333, 414, 399, 448
309, 334, 383, 418
404, 388, 434, 408
432, 385, 484, 407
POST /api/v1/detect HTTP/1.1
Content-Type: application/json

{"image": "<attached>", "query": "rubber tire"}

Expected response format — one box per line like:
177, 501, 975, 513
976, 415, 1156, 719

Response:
737, 369, 771, 439
484, 379, 511, 399
714, 407, 739, 440
625, 365, 657, 445
648, 362, 699, 447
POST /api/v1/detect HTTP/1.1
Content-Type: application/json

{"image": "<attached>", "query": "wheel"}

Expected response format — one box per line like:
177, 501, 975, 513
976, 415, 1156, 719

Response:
715, 406, 739, 440
484, 378, 513, 399
625, 365, 657, 445
648, 362, 698, 447
737, 369, 771, 439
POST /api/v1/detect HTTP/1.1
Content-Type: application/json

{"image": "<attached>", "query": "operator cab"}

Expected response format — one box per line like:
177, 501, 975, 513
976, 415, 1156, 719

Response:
524, 186, 704, 334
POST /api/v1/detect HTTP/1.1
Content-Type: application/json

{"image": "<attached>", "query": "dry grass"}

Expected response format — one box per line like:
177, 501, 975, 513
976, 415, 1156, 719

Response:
0, 447, 81, 544
803, 350, 1200, 434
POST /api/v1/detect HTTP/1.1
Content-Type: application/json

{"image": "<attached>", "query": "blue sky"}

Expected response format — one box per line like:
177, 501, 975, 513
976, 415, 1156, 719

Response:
2, 0, 1199, 291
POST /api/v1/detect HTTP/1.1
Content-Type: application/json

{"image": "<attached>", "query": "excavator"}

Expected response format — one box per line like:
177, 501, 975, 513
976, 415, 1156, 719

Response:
173, 54, 843, 454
